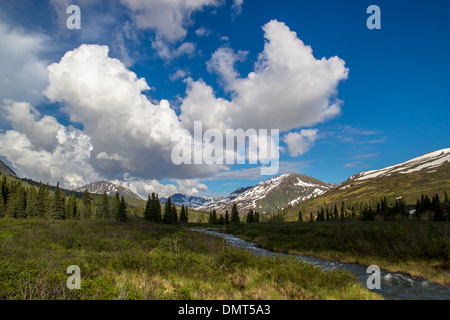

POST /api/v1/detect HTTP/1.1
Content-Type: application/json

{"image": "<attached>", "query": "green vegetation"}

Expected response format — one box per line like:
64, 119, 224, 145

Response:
0, 218, 381, 300
289, 162, 450, 221
224, 221, 450, 285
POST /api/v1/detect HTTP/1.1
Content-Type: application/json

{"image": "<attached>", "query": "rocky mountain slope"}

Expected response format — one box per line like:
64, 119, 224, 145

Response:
198, 173, 331, 214
74, 180, 143, 200
292, 148, 450, 216
0, 159, 18, 178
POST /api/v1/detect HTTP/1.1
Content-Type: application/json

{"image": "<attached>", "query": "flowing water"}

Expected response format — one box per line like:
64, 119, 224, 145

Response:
192, 229, 450, 300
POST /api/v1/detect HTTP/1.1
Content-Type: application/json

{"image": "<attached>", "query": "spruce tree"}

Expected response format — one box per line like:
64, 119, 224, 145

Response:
218, 214, 224, 224
179, 205, 188, 223
0, 175, 8, 207
163, 197, 174, 224
152, 193, 162, 223
224, 211, 230, 225
8, 182, 27, 218
298, 210, 303, 222
52, 182, 65, 219
67, 194, 78, 219
99, 192, 110, 218
144, 194, 152, 221
340, 202, 345, 222
432, 194, 445, 221
230, 204, 239, 223
246, 209, 254, 223
333, 204, 339, 221
34, 182, 47, 218
183, 205, 188, 223
82, 189, 91, 219
211, 209, 218, 224
254, 212, 260, 223
0, 190, 4, 217
172, 204, 178, 225
116, 196, 128, 222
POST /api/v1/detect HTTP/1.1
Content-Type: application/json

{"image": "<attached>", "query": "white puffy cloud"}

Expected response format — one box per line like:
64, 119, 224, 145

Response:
180, 78, 233, 132
2, 100, 62, 152
0, 22, 49, 106
121, 0, 220, 43
114, 177, 208, 198
169, 69, 189, 81
151, 40, 196, 62
206, 46, 248, 90
283, 129, 319, 157
181, 20, 348, 132
0, 100, 99, 188
44, 44, 224, 181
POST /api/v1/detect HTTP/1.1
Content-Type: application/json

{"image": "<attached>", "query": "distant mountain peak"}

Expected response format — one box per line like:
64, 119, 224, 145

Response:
74, 180, 143, 200
198, 173, 331, 214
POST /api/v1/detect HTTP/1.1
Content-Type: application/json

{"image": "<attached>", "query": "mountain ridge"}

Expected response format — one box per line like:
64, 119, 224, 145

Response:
0, 159, 18, 178
74, 180, 143, 200
198, 173, 331, 214
161, 186, 253, 209
290, 147, 450, 218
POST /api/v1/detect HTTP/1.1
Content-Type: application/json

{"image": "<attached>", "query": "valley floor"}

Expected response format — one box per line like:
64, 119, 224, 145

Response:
0, 218, 382, 300
222, 221, 450, 286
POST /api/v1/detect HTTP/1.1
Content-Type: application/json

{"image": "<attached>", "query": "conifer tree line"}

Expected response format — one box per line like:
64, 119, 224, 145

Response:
143, 194, 189, 225
207, 205, 261, 225
0, 175, 129, 222
297, 193, 449, 222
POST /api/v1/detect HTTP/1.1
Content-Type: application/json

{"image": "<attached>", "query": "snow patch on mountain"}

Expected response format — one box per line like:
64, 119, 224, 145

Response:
350, 148, 450, 181
198, 173, 331, 213
74, 180, 143, 200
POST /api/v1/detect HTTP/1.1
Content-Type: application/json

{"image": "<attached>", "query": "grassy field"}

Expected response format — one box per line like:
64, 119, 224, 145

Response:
224, 221, 450, 285
0, 218, 382, 300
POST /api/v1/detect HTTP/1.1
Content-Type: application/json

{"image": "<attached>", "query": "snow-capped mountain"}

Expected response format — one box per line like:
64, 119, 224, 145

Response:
74, 180, 143, 200
162, 186, 253, 209
292, 148, 450, 213
195, 186, 253, 211
160, 193, 215, 209
348, 148, 450, 182
197, 173, 331, 214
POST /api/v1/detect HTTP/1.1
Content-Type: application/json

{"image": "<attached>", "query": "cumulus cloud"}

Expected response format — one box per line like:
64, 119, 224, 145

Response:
2, 100, 63, 153
44, 44, 224, 181
0, 100, 99, 188
151, 40, 196, 62
283, 129, 319, 157
206, 46, 248, 90
121, 0, 220, 43
181, 20, 349, 132
169, 69, 189, 81
0, 22, 49, 106
114, 177, 208, 198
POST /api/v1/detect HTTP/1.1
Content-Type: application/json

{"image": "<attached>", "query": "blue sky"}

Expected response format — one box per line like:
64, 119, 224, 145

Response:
0, 0, 449, 198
